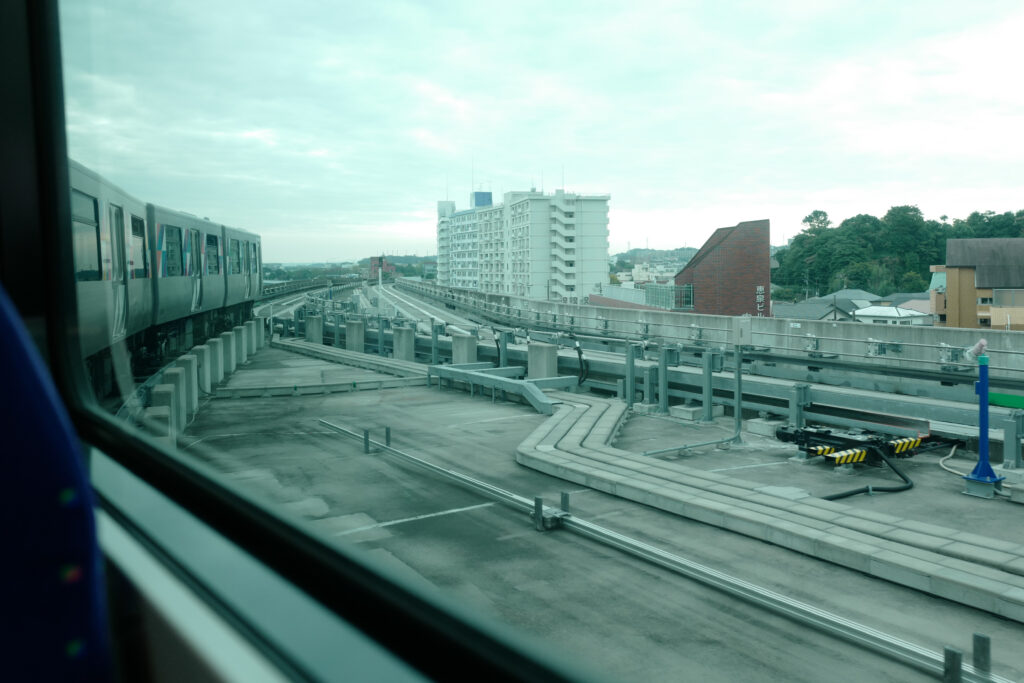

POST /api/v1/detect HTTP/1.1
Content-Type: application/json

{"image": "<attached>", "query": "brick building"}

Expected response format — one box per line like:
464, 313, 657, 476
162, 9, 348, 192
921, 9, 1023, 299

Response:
673, 219, 771, 316
369, 255, 395, 280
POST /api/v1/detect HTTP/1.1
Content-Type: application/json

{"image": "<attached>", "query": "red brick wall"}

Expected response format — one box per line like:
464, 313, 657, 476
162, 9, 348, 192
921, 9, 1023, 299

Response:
675, 219, 771, 316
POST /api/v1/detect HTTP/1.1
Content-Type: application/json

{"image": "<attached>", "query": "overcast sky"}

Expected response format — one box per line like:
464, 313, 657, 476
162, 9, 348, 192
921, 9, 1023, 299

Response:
61, 1, 1024, 263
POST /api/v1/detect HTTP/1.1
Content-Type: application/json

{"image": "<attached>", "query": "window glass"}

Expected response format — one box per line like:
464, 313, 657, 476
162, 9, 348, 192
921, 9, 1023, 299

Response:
130, 215, 147, 278
164, 225, 183, 277
205, 234, 220, 274
229, 239, 241, 274
109, 204, 125, 281
71, 189, 100, 281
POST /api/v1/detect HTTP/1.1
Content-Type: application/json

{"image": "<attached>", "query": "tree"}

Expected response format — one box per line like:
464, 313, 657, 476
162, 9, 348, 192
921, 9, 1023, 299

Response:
898, 271, 929, 292
802, 210, 832, 234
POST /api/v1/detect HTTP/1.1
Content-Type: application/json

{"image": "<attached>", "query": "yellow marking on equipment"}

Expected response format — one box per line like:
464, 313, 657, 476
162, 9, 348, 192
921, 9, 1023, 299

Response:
888, 437, 921, 453
824, 448, 867, 465
810, 445, 835, 456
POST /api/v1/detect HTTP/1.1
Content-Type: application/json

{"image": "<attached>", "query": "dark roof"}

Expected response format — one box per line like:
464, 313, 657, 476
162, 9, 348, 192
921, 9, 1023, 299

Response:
674, 219, 769, 278
772, 302, 837, 320
946, 239, 1024, 288
871, 292, 929, 307
804, 296, 860, 315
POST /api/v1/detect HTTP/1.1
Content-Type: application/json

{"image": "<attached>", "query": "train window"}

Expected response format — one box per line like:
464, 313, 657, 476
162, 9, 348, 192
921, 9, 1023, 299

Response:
130, 215, 147, 278
205, 234, 220, 274
164, 225, 184, 277
229, 239, 241, 274
71, 189, 100, 281
109, 204, 125, 282
241, 240, 249, 274
250, 243, 258, 273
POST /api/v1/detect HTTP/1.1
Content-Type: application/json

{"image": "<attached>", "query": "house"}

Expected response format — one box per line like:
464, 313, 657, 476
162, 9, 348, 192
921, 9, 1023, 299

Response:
932, 239, 1024, 329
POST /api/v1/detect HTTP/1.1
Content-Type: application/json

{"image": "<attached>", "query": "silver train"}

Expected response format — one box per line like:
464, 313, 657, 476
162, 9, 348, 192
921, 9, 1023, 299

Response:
70, 160, 262, 394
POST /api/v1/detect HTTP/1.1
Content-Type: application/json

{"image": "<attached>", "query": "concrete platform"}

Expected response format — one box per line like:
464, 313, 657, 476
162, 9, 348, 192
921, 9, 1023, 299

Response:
515, 394, 1024, 624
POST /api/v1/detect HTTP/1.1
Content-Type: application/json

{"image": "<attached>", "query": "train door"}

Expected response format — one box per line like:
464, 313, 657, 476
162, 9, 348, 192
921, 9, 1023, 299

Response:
109, 203, 128, 339
189, 228, 203, 311
243, 241, 252, 298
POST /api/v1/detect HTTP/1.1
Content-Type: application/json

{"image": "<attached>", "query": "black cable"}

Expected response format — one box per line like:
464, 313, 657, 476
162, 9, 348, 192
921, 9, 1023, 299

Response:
822, 447, 914, 501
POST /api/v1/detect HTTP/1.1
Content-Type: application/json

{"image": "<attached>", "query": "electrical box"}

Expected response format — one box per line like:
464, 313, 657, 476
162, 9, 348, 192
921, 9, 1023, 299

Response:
733, 317, 752, 346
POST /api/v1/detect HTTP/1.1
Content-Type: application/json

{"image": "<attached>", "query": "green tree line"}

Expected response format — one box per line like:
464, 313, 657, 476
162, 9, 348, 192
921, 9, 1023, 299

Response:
772, 207, 1024, 301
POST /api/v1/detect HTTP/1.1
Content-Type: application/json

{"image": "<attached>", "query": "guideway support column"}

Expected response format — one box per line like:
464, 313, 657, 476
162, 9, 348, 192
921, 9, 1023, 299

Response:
624, 343, 636, 408
528, 342, 558, 379
346, 319, 365, 353
452, 333, 477, 364
393, 326, 415, 362
305, 314, 323, 344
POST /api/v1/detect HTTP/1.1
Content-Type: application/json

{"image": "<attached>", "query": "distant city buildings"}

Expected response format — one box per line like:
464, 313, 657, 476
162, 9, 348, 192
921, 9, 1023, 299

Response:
932, 238, 1024, 330
436, 189, 610, 303
369, 255, 395, 280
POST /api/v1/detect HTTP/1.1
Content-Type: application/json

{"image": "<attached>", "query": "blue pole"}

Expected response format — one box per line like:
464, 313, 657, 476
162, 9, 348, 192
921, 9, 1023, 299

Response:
965, 354, 1003, 484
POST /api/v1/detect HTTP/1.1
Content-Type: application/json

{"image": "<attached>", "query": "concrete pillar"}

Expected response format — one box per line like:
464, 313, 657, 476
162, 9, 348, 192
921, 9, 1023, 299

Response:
207, 338, 225, 385
333, 313, 341, 347
233, 326, 247, 365
245, 320, 257, 354
346, 319, 365, 353
528, 342, 558, 379
394, 326, 415, 362
163, 368, 186, 433
306, 314, 323, 344
452, 333, 477, 365
254, 316, 267, 349
150, 386, 176, 435
191, 345, 212, 394
175, 354, 199, 417
220, 331, 236, 374
142, 406, 173, 448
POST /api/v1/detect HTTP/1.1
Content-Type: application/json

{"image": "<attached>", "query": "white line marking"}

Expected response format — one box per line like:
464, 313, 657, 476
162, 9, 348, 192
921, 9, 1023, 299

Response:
708, 461, 789, 473
335, 502, 494, 536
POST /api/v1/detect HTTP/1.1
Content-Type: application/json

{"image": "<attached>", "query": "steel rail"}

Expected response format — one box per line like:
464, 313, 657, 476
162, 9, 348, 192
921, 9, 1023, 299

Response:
318, 419, 1009, 682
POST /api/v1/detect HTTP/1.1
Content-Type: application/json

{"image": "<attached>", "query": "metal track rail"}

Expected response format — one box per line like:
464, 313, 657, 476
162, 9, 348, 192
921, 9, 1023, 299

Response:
318, 419, 1009, 682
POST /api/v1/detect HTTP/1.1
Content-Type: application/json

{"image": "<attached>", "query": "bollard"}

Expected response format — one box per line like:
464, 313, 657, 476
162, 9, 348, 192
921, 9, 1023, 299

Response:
220, 331, 236, 374
245, 319, 257, 354
175, 354, 199, 417
452, 333, 477, 364
207, 338, 225, 385
191, 345, 212, 394
150, 385, 178, 435
534, 497, 545, 531
943, 647, 962, 683
305, 314, 323, 344
233, 325, 247, 364
142, 406, 173, 448
163, 368, 186, 434
972, 633, 990, 673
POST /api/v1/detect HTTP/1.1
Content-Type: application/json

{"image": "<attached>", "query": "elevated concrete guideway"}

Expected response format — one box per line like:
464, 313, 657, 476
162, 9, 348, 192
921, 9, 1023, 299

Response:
179, 339, 1024, 680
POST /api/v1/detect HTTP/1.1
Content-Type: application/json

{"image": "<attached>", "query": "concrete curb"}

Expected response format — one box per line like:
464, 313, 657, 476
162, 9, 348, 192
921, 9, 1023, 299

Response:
517, 392, 1024, 624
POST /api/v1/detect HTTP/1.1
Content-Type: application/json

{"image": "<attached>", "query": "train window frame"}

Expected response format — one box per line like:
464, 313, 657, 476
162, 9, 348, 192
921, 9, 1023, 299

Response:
130, 214, 147, 279
70, 188, 100, 281
163, 224, 184, 277
205, 233, 220, 275
4, 1, 587, 681
229, 238, 241, 275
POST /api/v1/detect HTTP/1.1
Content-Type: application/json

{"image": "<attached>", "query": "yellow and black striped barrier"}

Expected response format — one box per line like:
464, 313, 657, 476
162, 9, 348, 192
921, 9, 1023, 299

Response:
888, 437, 921, 454
808, 445, 835, 457
824, 448, 868, 465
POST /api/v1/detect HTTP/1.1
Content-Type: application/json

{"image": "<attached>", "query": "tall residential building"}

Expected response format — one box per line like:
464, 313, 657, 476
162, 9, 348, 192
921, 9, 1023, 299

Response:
436, 188, 610, 304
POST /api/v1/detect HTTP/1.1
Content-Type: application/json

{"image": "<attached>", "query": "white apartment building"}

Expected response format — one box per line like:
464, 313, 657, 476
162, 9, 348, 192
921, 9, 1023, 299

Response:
436, 189, 610, 304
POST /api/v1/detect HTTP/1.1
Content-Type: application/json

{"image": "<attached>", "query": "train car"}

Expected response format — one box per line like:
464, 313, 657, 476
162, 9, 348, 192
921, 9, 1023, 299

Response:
69, 160, 153, 361
222, 224, 262, 308
71, 160, 262, 394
